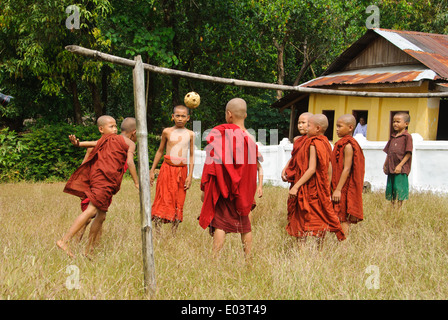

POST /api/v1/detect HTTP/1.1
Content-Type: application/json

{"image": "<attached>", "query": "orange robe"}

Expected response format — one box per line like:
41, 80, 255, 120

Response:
331, 135, 365, 223
199, 124, 259, 233
151, 155, 188, 223
81, 162, 129, 212
64, 133, 129, 212
286, 135, 345, 241
285, 135, 308, 184
285, 135, 308, 237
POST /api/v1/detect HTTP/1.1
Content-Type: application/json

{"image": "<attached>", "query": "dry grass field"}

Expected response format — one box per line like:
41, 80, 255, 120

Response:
1, 178, 448, 300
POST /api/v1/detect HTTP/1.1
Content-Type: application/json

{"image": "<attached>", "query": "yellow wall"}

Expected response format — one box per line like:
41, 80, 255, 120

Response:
307, 82, 440, 141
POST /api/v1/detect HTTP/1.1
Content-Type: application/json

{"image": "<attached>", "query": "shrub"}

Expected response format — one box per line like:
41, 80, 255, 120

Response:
0, 128, 28, 181
17, 124, 100, 181
0, 124, 162, 182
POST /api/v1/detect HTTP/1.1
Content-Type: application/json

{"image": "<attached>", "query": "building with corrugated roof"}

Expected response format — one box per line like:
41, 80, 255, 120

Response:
273, 28, 448, 142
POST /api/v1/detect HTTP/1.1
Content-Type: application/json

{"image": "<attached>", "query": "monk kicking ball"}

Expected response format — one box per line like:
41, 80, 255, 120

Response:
57, 115, 138, 258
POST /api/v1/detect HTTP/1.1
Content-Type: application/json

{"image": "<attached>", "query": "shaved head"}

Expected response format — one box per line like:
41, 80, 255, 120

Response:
309, 114, 329, 132
338, 114, 356, 127
121, 117, 136, 133
395, 112, 410, 123
97, 115, 115, 127
226, 98, 247, 119
173, 105, 189, 114
299, 112, 313, 121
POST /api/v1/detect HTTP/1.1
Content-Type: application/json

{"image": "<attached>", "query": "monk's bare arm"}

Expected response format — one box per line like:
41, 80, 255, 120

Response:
69, 134, 97, 165
332, 144, 353, 202
184, 130, 195, 190
78, 141, 97, 148
81, 147, 93, 165
69, 135, 97, 148
124, 139, 139, 189
289, 145, 317, 197
150, 129, 168, 186
257, 160, 263, 198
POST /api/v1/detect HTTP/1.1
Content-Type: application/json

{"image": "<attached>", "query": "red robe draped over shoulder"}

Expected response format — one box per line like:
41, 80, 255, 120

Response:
331, 135, 365, 223
64, 133, 129, 212
285, 135, 308, 236
286, 135, 345, 241
151, 155, 188, 223
285, 135, 308, 184
199, 124, 259, 230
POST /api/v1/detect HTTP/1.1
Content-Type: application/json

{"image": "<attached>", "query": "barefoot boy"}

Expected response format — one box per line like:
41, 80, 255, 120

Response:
150, 105, 194, 235
331, 114, 365, 237
383, 112, 413, 210
199, 98, 262, 259
68, 117, 139, 242
57, 115, 138, 258
287, 114, 345, 248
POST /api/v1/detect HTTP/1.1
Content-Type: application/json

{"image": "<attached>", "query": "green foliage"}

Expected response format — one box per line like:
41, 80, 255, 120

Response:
0, 128, 28, 181
0, 123, 162, 182
244, 92, 291, 142
2, 0, 448, 157
17, 124, 100, 181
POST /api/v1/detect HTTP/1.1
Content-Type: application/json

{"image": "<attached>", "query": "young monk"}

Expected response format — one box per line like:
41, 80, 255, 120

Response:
281, 112, 313, 183
150, 105, 194, 235
57, 115, 138, 258
68, 117, 139, 241
287, 114, 346, 249
331, 114, 365, 237
282, 112, 313, 245
199, 98, 262, 259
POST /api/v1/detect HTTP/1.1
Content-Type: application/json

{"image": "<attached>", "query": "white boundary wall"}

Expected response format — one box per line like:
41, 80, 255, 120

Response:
192, 133, 448, 193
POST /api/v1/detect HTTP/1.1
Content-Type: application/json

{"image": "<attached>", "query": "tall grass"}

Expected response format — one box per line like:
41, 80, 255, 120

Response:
1, 179, 448, 299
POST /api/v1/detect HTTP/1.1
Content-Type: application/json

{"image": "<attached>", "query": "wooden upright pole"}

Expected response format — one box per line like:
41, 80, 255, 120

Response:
133, 55, 156, 297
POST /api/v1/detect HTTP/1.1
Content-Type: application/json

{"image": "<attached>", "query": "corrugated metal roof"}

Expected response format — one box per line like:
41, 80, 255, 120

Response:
303, 28, 448, 87
375, 29, 448, 79
301, 65, 439, 87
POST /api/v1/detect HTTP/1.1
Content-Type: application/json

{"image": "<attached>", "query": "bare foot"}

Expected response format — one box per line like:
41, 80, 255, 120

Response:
56, 240, 74, 258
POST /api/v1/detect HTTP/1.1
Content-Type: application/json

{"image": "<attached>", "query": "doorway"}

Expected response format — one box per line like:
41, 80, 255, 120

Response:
352, 110, 368, 137
322, 110, 335, 141
436, 99, 448, 140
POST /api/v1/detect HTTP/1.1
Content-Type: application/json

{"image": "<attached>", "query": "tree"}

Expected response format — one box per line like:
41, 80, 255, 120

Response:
0, 0, 113, 127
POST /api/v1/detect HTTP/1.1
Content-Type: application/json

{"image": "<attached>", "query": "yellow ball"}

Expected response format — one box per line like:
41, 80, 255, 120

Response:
184, 91, 200, 109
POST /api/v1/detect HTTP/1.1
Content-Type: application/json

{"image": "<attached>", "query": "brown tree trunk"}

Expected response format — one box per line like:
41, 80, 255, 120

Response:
70, 80, 82, 125
89, 82, 104, 119
274, 39, 286, 100
101, 65, 111, 111
293, 39, 323, 86
146, 56, 156, 131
